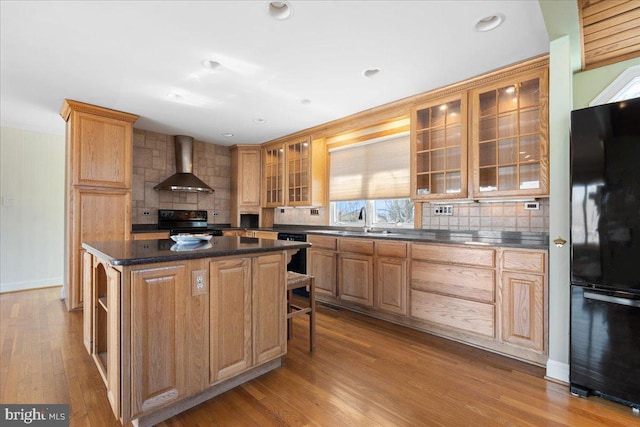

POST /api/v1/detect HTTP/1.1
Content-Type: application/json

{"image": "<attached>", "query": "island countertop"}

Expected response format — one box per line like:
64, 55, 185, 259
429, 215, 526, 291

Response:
82, 236, 311, 266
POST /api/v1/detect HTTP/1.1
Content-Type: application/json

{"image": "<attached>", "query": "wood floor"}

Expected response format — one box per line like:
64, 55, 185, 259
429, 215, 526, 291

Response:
1, 287, 638, 426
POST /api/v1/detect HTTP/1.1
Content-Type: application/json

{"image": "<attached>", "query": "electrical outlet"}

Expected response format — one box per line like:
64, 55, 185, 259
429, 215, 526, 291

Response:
142, 210, 150, 216
432, 205, 453, 216
212, 212, 219, 216
310, 208, 319, 216
524, 202, 540, 210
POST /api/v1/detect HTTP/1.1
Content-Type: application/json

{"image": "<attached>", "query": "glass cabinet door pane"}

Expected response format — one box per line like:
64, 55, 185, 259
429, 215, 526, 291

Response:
431, 128, 445, 149
498, 86, 518, 113
479, 92, 497, 116
520, 109, 540, 134
416, 109, 430, 129
498, 165, 517, 190
432, 173, 445, 193
416, 174, 430, 195
446, 147, 461, 170
446, 171, 461, 194
479, 117, 496, 141
447, 101, 462, 124
479, 168, 496, 191
479, 141, 496, 167
431, 149, 445, 171
431, 106, 446, 127
498, 113, 518, 138
416, 152, 430, 173
519, 79, 540, 109
498, 138, 517, 164
519, 134, 540, 162
519, 163, 540, 189
416, 130, 430, 152
446, 124, 461, 146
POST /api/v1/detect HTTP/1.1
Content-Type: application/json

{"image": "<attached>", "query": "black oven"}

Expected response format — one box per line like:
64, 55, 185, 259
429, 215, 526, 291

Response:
277, 232, 307, 274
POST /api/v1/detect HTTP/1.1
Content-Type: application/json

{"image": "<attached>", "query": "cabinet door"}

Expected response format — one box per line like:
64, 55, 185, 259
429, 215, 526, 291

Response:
130, 264, 188, 417
71, 111, 133, 188
286, 138, 311, 206
308, 248, 337, 297
411, 93, 468, 200
471, 68, 549, 198
376, 257, 407, 315
262, 145, 284, 207
501, 271, 544, 351
105, 266, 121, 418
238, 148, 261, 207
338, 253, 374, 307
253, 254, 286, 364
210, 258, 252, 382
69, 188, 131, 310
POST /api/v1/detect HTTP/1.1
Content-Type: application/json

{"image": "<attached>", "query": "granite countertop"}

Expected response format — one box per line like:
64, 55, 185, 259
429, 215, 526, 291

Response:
83, 236, 310, 266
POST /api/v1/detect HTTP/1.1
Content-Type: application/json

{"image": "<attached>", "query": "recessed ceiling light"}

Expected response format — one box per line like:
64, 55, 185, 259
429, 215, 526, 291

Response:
363, 68, 381, 78
475, 13, 505, 32
300, 98, 312, 105
202, 60, 222, 70
253, 118, 266, 124
221, 132, 234, 137
269, 1, 293, 20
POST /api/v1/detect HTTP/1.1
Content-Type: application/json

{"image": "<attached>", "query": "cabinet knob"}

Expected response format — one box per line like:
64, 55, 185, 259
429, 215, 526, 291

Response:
553, 236, 566, 247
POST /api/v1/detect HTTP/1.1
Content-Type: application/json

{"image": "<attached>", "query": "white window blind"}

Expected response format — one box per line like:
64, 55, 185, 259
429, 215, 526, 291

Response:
329, 133, 410, 201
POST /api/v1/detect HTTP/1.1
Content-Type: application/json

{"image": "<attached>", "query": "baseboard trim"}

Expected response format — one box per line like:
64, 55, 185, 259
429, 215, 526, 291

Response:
545, 359, 569, 384
0, 278, 63, 294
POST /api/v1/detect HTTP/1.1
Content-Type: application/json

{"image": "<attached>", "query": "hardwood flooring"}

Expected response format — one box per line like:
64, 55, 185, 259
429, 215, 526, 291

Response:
1, 287, 638, 426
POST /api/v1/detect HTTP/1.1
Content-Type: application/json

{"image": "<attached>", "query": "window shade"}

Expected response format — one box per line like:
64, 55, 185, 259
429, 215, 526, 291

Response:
329, 133, 410, 201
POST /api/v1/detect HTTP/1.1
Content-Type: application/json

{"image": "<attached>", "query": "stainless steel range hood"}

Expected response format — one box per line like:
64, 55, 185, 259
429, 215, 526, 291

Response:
154, 135, 214, 193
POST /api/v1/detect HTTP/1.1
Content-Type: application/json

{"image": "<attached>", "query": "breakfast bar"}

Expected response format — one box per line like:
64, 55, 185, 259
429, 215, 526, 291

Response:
81, 236, 310, 427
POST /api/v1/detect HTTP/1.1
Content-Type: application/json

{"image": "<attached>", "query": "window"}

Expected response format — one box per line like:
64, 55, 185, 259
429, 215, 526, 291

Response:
331, 198, 414, 228
329, 132, 414, 228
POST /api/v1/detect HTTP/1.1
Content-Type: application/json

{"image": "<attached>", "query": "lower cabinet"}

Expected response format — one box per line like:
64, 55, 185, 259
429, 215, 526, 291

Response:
500, 249, 547, 352
338, 252, 374, 307
130, 263, 188, 418
375, 241, 408, 315
307, 235, 337, 296
85, 251, 287, 425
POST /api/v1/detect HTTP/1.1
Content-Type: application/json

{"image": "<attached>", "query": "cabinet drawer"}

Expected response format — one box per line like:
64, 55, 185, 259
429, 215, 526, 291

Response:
411, 261, 494, 303
308, 235, 337, 250
339, 238, 374, 255
411, 290, 495, 337
502, 250, 546, 274
376, 241, 407, 258
412, 243, 495, 267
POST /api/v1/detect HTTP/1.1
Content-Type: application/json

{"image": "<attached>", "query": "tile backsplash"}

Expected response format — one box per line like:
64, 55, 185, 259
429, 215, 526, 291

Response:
420, 199, 549, 233
132, 130, 231, 225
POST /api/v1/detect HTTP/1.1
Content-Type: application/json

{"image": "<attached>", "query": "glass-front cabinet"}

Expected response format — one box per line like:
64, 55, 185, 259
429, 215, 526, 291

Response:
287, 138, 310, 205
263, 145, 284, 207
470, 68, 549, 198
262, 136, 325, 208
411, 93, 468, 200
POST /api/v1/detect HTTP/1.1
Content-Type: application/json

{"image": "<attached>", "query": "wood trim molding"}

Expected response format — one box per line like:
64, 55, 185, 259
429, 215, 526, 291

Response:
61, 99, 139, 123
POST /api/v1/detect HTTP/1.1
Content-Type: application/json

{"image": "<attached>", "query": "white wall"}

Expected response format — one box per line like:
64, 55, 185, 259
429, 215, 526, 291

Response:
0, 126, 65, 292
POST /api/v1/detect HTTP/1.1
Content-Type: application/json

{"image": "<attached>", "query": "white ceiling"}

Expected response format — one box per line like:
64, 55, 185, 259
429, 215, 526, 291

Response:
0, 0, 549, 146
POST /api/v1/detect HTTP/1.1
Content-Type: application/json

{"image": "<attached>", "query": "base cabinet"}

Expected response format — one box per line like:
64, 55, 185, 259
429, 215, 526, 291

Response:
85, 250, 288, 426
130, 264, 188, 418
307, 235, 337, 297
338, 253, 374, 307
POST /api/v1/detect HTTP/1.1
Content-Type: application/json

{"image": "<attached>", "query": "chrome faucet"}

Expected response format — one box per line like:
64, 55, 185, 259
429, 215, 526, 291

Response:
358, 207, 369, 232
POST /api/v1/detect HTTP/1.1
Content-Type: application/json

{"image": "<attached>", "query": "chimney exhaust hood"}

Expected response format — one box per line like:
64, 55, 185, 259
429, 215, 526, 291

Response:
154, 135, 214, 193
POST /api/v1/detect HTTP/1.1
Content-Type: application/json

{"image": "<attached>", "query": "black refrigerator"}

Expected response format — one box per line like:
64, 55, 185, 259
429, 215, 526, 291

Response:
570, 96, 640, 410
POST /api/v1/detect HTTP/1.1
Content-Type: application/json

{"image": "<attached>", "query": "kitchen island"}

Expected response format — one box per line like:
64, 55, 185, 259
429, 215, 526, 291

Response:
82, 236, 310, 427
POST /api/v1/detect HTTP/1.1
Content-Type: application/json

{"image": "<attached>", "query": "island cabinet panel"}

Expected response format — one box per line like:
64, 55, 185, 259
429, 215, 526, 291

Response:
130, 264, 188, 418
187, 263, 210, 395
82, 250, 93, 353
210, 258, 252, 383
252, 254, 287, 364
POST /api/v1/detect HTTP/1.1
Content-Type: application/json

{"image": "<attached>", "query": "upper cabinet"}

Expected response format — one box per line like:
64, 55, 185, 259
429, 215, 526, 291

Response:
470, 68, 549, 198
230, 145, 261, 227
411, 93, 468, 200
262, 136, 326, 208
